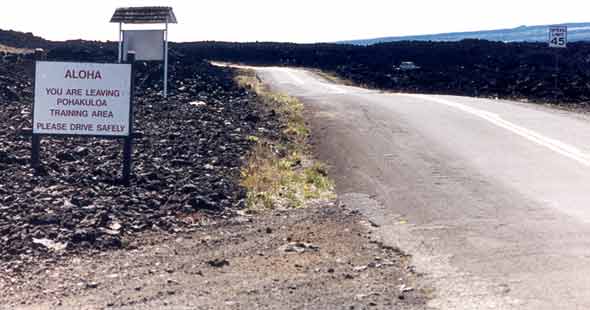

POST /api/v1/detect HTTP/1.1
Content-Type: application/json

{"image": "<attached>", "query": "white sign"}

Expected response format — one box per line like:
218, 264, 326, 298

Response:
34, 61, 132, 136
123, 30, 165, 61
549, 26, 568, 48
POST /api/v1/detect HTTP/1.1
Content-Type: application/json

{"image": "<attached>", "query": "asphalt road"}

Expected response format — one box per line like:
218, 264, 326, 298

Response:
250, 66, 590, 310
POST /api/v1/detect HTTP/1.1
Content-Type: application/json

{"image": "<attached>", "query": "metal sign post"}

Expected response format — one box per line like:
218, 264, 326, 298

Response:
118, 22, 123, 63
122, 51, 136, 185
31, 49, 45, 173
555, 51, 559, 97
164, 21, 169, 97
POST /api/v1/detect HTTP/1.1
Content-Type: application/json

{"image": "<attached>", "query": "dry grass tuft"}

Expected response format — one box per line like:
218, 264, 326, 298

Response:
236, 70, 335, 210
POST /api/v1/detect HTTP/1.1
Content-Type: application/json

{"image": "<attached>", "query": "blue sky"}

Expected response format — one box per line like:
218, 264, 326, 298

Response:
1, 0, 589, 43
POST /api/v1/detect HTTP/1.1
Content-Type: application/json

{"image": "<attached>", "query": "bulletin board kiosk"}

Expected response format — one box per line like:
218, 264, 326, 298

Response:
110, 6, 177, 97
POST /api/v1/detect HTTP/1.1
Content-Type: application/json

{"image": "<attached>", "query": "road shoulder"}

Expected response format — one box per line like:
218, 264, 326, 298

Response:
1, 205, 429, 310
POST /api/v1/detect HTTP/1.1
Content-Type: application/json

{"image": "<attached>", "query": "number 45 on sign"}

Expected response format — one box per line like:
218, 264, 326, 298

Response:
549, 26, 567, 48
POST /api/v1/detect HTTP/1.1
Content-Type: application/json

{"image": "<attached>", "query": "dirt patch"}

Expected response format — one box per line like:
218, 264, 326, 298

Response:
0, 44, 31, 54
0, 205, 429, 310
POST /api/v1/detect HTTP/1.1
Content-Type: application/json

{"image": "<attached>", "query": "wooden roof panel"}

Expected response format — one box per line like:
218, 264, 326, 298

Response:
110, 7, 177, 24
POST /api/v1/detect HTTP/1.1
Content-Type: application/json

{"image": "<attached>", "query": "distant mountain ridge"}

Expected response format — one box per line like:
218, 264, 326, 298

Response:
339, 23, 590, 46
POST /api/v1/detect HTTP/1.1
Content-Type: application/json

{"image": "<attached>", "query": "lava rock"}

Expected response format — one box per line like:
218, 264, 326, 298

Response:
0, 43, 270, 261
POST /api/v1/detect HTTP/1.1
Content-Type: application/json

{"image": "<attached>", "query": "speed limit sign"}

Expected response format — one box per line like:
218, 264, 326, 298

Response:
549, 26, 568, 48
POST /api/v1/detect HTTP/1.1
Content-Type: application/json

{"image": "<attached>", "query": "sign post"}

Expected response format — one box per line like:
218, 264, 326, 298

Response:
32, 53, 136, 184
548, 26, 567, 101
164, 21, 169, 97
122, 51, 136, 185
31, 49, 45, 173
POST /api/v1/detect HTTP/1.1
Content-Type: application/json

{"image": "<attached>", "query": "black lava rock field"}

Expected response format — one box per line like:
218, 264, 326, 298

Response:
5, 28, 590, 104
180, 40, 590, 105
0, 43, 268, 261
2, 29, 590, 262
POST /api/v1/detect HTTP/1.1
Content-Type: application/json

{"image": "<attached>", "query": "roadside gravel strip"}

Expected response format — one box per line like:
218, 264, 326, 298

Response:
1, 206, 428, 310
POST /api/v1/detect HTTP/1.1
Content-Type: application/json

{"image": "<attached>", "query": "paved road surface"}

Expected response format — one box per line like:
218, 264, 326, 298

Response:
248, 66, 590, 309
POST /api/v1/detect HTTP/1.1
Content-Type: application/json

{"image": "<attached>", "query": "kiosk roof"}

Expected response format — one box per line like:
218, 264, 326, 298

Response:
110, 7, 177, 24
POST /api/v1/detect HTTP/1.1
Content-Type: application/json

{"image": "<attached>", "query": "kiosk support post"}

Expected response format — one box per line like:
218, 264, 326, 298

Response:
118, 23, 123, 63
122, 51, 136, 185
164, 21, 169, 98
